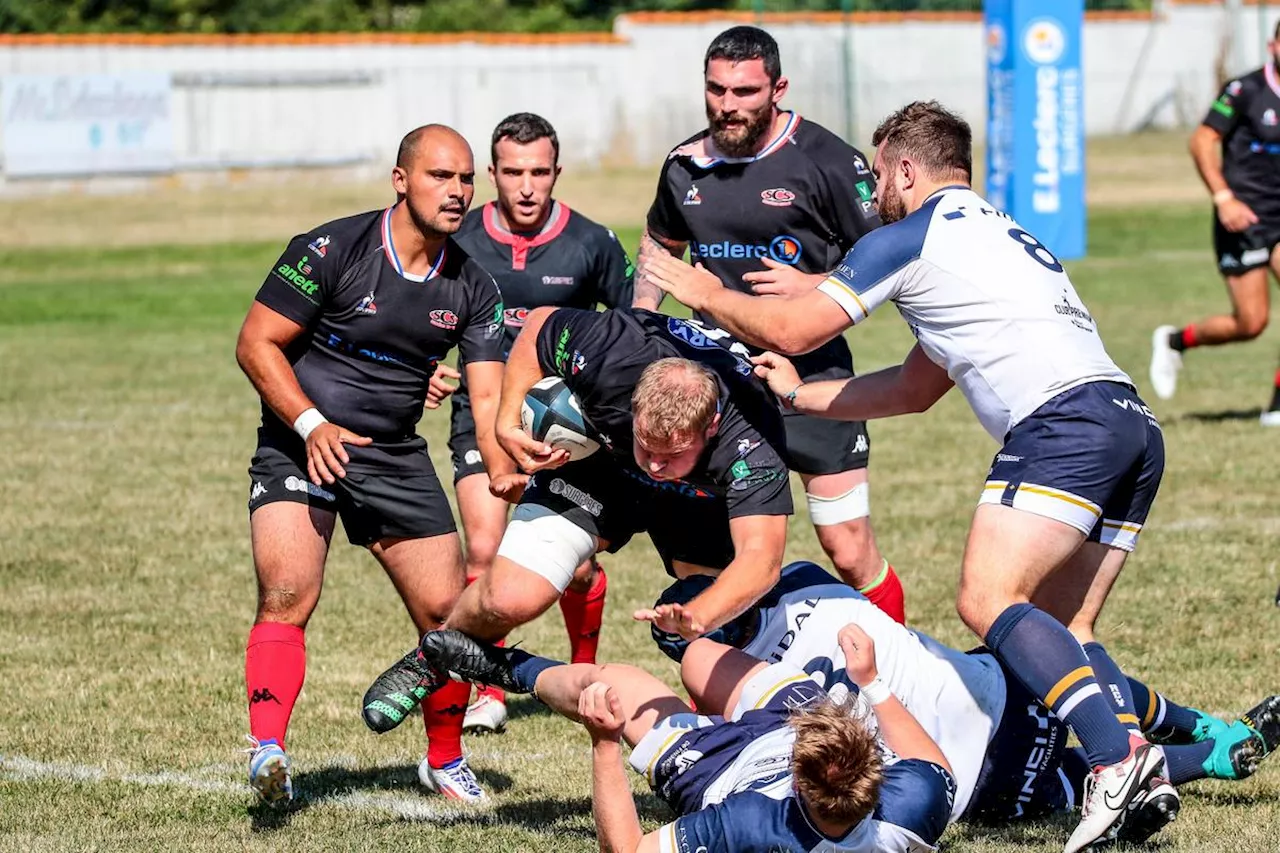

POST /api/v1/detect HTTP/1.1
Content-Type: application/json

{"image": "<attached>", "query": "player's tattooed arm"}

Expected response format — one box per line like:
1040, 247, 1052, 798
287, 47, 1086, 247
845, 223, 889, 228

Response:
632, 229, 687, 311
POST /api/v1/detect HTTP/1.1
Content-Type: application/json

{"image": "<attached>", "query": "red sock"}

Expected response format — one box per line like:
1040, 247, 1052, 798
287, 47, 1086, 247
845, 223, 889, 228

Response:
476, 639, 506, 705
860, 563, 907, 625
559, 562, 607, 664
1181, 325, 1199, 350
245, 622, 306, 749
424, 678, 470, 768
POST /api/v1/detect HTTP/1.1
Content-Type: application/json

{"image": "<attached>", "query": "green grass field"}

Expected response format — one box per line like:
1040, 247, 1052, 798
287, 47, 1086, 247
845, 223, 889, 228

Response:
2, 146, 1279, 851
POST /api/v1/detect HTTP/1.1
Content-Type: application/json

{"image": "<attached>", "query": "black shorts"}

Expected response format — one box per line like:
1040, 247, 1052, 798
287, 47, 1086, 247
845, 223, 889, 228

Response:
965, 653, 1073, 823
783, 344, 870, 476
447, 389, 486, 483
518, 452, 735, 575
247, 427, 456, 546
1213, 214, 1280, 275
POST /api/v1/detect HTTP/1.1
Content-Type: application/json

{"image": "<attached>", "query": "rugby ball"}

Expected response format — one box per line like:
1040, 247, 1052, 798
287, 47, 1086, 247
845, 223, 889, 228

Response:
521, 377, 600, 461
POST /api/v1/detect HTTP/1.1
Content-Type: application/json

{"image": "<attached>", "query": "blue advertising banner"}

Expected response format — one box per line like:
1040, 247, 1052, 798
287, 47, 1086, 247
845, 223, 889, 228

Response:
985, 0, 1085, 258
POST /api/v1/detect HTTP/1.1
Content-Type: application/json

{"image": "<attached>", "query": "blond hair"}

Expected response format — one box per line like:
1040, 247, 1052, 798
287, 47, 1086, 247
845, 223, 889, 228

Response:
631, 358, 719, 452
790, 697, 884, 827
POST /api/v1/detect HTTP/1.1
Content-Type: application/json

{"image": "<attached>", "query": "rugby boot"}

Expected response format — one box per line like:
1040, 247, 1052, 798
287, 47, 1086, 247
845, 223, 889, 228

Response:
362, 647, 444, 734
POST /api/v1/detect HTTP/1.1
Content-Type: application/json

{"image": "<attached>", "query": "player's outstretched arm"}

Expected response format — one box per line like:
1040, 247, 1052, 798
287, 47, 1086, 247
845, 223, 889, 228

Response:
582, 684, 663, 853
497, 307, 571, 475
840, 623, 952, 774
235, 301, 370, 484
464, 359, 523, 497
632, 229, 686, 312
754, 343, 952, 422
687, 514, 787, 636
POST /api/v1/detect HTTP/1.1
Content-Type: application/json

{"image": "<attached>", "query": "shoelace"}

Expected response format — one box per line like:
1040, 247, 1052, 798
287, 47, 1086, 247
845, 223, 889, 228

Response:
441, 762, 483, 797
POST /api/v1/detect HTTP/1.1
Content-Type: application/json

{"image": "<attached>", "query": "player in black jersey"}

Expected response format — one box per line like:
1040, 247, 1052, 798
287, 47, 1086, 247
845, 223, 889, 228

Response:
632, 26, 907, 625
361, 307, 795, 730
429, 114, 633, 735
1151, 20, 1280, 424
235, 125, 511, 806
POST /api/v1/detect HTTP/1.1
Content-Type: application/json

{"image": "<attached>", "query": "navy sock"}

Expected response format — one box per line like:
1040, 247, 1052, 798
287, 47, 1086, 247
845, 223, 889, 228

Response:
508, 649, 565, 694
986, 603, 1131, 767
1125, 675, 1203, 735
1163, 741, 1214, 785
1083, 642, 1141, 732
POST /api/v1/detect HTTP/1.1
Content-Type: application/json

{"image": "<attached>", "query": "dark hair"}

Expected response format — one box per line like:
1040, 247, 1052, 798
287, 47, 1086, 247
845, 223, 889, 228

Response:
871, 100, 972, 182
490, 112, 559, 166
1274, 18, 1279, 40
704, 25, 781, 84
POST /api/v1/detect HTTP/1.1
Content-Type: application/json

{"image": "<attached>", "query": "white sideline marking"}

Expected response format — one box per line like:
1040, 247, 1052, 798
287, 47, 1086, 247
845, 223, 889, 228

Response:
0, 755, 491, 823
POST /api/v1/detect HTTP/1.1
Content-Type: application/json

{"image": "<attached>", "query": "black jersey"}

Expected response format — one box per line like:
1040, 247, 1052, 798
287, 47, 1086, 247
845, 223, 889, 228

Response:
533, 308, 793, 519
647, 112, 880, 372
453, 200, 634, 355
1203, 65, 1280, 221
253, 206, 504, 441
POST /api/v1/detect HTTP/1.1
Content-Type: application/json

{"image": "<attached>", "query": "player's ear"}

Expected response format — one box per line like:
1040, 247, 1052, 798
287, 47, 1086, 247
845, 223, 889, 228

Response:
772, 76, 789, 104
391, 165, 409, 196
706, 412, 722, 439
487, 163, 498, 188
899, 157, 916, 192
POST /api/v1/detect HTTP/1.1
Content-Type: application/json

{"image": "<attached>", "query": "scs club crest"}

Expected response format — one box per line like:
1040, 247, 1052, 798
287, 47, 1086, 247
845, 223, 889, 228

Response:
429, 309, 459, 330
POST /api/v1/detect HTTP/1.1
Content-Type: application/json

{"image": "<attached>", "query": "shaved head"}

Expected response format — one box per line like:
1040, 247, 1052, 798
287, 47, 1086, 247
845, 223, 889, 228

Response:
397, 124, 469, 169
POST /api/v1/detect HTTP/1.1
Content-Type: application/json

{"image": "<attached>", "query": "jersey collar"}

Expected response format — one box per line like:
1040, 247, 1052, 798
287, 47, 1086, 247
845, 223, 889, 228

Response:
923, 184, 972, 203
481, 200, 572, 271
689, 111, 801, 169
382, 204, 446, 282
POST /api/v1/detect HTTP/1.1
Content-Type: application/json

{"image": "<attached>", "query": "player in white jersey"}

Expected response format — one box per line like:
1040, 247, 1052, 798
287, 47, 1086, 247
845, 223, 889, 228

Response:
660, 561, 1277, 838
416, 625, 957, 853
644, 101, 1172, 853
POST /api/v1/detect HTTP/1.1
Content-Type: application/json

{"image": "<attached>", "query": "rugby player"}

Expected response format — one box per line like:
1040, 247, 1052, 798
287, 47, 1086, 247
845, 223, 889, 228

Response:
360, 307, 793, 734
647, 101, 1175, 852
633, 26, 906, 623
1151, 20, 1280, 424
434, 112, 634, 734
670, 561, 1279, 837
418, 624, 957, 853
235, 124, 509, 804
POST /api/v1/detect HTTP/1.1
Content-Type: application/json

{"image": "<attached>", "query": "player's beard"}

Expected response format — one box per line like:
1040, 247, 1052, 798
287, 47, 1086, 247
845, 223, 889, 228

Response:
407, 198, 464, 239
876, 182, 907, 224
708, 101, 774, 158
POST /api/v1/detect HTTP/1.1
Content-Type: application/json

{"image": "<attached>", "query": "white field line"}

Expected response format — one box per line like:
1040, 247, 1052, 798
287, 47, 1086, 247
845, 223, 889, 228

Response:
0, 754, 492, 823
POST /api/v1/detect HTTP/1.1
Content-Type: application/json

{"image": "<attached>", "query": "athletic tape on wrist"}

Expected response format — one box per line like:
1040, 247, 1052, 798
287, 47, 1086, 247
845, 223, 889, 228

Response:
293, 407, 328, 441
859, 676, 891, 706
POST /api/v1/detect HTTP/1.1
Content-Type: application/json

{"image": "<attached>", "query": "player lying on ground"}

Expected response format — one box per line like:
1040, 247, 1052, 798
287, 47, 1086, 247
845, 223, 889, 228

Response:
429, 111, 635, 735
234, 124, 509, 804
647, 100, 1177, 853
420, 624, 957, 853
662, 560, 1280, 840
360, 307, 799, 734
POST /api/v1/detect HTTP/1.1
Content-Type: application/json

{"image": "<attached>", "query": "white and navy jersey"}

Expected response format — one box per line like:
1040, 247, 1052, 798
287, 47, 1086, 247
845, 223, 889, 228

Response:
644, 662, 955, 853
815, 187, 1132, 441
741, 562, 1005, 821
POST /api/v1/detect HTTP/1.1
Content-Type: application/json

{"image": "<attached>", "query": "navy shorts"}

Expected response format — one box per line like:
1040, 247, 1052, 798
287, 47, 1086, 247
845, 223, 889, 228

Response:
980, 382, 1164, 551
966, 653, 1074, 823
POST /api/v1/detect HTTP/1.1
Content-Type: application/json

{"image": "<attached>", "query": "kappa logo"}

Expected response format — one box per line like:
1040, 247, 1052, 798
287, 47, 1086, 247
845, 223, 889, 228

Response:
355, 292, 378, 316
249, 481, 267, 502
683, 184, 703, 206
852, 434, 869, 455
430, 309, 459, 330
307, 235, 331, 257
250, 688, 282, 705
760, 187, 796, 207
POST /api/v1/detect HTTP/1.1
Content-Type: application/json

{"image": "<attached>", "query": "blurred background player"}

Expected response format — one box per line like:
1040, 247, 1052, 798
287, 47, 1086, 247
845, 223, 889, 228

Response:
235, 125, 510, 804
361, 307, 795, 737
416, 625, 955, 853
632, 25, 906, 624
1151, 21, 1280, 424
431, 112, 634, 735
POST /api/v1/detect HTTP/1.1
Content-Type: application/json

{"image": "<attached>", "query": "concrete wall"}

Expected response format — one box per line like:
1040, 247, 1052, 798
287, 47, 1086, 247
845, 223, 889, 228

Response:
0, 4, 1275, 178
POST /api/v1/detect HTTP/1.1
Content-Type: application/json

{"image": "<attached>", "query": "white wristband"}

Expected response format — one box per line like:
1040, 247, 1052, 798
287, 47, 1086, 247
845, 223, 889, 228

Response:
858, 676, 891, 706
1212, 189, 1234, 205
293, 407, 328, 441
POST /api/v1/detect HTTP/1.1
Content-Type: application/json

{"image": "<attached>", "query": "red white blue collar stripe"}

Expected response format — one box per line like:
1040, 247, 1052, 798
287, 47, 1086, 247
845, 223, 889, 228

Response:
382, 204, 446, 281
691, 111, 801, 169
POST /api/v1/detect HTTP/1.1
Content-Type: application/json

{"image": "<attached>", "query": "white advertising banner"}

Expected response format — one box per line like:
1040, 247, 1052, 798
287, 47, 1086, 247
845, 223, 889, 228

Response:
2, 73, 173, 177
